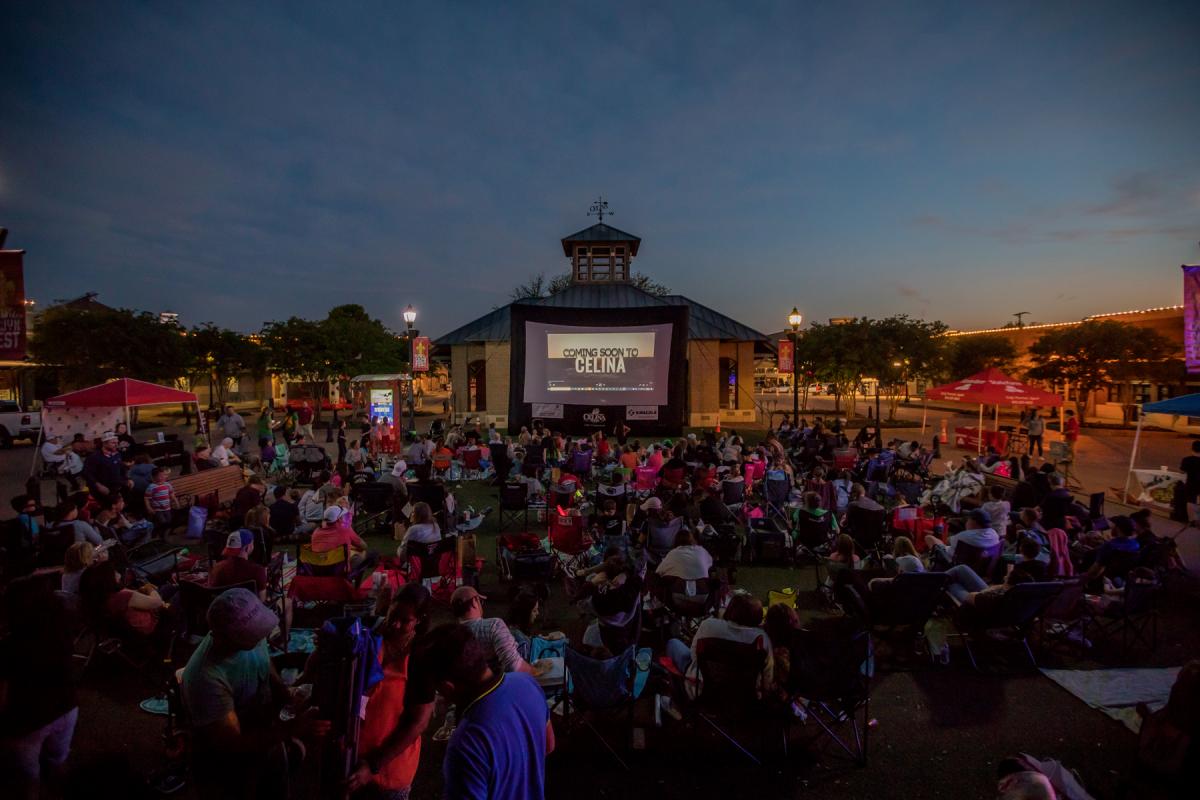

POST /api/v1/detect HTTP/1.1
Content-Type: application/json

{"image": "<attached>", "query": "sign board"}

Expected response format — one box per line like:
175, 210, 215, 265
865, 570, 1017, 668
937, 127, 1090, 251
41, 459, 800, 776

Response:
626, 405, 659, 421
0, 249, 27, 360
776, 338, 794, 374
531, 402, 563, 420
370, 388, 394, 424
412, 336, 430, 373
1184, 265, 1200, 374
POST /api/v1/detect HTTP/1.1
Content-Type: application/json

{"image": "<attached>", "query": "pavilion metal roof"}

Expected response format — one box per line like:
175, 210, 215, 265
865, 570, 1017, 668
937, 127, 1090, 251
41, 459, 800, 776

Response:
434, 282, 767, 346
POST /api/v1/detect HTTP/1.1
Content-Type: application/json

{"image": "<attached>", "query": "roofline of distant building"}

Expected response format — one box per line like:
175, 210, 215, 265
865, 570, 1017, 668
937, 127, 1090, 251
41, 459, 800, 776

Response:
946, 304, 1183, 337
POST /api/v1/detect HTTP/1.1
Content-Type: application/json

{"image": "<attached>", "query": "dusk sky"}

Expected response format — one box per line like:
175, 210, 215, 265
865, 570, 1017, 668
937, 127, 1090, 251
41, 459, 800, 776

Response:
2, 1, 1197, 338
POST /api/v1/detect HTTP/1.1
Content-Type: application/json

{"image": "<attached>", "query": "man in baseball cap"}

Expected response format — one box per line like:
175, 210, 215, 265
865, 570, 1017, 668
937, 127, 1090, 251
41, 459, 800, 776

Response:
182, 588, 328, 794
640, 496, 663, 512
451, 586, 536, 677
210, 530, 268, 598
927, 506, 1001, 566
310, 503, 373, 570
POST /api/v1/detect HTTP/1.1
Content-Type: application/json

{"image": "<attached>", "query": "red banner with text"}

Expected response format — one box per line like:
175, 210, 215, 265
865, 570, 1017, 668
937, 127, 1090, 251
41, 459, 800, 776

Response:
411, 336, 431, 372
777, 338, 794, 374
0, 250, 27, 361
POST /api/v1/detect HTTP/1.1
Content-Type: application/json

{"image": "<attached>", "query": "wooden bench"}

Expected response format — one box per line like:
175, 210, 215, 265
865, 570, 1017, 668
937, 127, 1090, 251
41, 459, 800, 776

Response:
169, 465, 245, 507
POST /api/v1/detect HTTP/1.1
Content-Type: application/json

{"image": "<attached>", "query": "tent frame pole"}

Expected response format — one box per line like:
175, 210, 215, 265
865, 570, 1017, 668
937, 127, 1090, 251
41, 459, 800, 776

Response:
977, 404, 983, 455
1123, 406, 1144, 503
921, 400, 927, 435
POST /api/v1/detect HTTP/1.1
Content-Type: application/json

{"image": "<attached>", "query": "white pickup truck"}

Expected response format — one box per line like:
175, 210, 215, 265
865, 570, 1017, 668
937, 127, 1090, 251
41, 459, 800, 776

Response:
0, 400, 41, 447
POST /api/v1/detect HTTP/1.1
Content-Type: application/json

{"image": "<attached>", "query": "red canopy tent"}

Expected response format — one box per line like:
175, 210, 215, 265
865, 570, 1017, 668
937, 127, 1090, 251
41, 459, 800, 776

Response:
44, 378, 198, 409
922, 368, 1062, 453
40, 379, 201, 445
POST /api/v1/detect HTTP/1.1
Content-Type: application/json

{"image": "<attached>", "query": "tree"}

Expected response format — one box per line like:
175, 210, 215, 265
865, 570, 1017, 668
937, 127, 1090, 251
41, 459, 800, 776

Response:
29, 305, 188, 388
942, 334, 1018, 381
320, 304, 408, 404
260, 306, 407, 421
510, 274, 550, 302
800, 319, 873, 417
184, 324, 267, 410
1027, 320, 1176, 424
866, 315, 948, 420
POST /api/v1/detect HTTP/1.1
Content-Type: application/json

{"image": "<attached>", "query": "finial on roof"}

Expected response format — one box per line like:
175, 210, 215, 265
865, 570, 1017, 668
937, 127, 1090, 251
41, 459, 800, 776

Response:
587, 196, 611, 224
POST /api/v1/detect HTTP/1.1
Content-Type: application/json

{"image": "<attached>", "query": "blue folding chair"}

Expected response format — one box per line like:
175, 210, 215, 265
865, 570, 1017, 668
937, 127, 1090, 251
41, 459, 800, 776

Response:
563, 644, 651, 769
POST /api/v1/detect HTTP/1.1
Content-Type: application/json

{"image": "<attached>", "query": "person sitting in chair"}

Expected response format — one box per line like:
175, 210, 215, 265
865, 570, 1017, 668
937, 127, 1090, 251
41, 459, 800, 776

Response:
664, 592, 773, 702
655, 526, 713, 582
398, 502, 442, 560
451, 586, 536, 676
310, 506, 370, 569
926, 508, 999, 567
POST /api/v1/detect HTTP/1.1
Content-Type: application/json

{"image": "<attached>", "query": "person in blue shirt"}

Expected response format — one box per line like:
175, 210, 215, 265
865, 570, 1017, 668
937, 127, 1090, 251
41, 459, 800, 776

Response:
1085, 515, 1140, 585
410, 623, 554, 800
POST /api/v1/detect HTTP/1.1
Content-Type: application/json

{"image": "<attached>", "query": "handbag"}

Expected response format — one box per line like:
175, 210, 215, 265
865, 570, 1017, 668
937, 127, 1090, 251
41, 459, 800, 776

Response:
186, 505, 208, 539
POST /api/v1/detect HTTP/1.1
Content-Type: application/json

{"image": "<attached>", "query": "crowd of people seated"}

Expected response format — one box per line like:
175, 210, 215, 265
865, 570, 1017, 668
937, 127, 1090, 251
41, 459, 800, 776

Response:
2, 403, 1196, 799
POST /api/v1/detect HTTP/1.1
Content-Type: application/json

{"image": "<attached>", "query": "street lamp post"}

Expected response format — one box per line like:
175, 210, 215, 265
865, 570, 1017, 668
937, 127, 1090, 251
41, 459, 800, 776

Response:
788, 307, 803, 429
403, 305, 417, 436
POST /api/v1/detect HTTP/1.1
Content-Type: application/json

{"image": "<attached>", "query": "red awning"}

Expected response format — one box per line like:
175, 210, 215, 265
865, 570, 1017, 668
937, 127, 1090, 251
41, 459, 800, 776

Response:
44, 378, 198, 408
923, 368, 1062, 407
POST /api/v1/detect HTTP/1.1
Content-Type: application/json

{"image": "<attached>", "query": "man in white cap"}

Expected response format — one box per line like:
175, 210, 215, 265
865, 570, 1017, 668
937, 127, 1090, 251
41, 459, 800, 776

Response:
40, 434, 67, 471
182, 587, 328, 797
310, 505, 370, 568
82, 431, 129, 498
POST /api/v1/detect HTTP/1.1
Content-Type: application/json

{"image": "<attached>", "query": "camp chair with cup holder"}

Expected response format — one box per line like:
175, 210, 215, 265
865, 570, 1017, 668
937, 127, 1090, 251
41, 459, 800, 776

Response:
953, 580, 1064, 671
498, 482, 530, 532
789, 618, 875, 766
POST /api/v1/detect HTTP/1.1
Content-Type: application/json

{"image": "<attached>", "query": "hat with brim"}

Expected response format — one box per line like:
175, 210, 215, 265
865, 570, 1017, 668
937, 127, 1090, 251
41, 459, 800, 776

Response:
323, 505, 344, 524
640, 497, 663, 511
207, 587, 278, 649
221, 529, 253, 558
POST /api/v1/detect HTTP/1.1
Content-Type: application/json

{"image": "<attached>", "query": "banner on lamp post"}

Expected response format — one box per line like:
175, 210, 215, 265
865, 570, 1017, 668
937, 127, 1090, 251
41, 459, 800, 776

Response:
1184, 265, 1200, 374
777, 339, 794, 374
411, 336, 430, 372
0, 249, 27, 361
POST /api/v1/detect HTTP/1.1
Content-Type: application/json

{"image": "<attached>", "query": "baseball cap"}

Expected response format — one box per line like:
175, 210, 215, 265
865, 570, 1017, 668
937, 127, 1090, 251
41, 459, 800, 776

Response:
968, 508, 992, 527
450, 585, 487, 616
222, 529, 254, 557
207, 587, 278, 649
101, 431, 117, 442
640, 497, 663, 511
323, 506, 344, 524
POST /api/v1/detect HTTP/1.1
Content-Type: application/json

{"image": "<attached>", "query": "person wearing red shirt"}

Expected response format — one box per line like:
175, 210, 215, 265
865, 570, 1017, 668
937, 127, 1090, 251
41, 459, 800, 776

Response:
310, 507, 370, 568
1063, 410, 1080, 461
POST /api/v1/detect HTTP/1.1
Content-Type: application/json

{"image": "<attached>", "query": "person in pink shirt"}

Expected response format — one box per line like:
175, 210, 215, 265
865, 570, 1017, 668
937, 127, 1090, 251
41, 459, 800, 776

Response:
310, 506, 369, 568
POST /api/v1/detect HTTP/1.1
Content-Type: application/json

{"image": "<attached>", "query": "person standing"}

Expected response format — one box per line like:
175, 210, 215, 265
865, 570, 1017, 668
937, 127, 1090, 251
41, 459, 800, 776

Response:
297, 401, 315, 442
217, 405, 247, 452
412, 624, 553, 800
1025, 409, 1045, 458
1063, 410, 1080, 461
82, 432, 129, 500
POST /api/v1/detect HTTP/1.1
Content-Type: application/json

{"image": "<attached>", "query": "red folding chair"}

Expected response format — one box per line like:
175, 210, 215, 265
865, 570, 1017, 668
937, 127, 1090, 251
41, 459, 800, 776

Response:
548, 511, 588, 556
634, 467, 658, 494
461, 448, 483, 478
833, 448, 859, 471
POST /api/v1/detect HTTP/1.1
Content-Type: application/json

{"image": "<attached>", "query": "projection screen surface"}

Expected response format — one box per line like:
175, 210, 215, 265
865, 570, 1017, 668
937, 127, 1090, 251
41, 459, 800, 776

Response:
522, 321, 673, 406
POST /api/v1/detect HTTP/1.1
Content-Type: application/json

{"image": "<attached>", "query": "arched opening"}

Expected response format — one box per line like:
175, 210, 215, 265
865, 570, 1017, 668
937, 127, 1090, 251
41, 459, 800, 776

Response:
719, 357, 738, 409
467, 359, 487, 412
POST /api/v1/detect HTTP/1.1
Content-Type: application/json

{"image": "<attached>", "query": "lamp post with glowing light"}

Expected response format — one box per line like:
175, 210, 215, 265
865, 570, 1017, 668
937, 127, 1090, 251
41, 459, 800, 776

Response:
788, 308, 803, 427
403, 305, 417, 436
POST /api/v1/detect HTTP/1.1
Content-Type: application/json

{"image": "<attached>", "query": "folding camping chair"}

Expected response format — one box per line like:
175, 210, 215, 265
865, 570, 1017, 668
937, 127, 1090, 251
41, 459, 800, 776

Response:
634, 466, 658, 495
645, 517, 684, 565
790, 620, 874, 766
563, 645, 642, 770
952, 541, 1003, 584
548, 511, 594, 588
595, 481, 629, 521
496, 531, 554, 584
180, 579, 257, 641
955, 581, 1064, 671
833, 448, 859, 471
838, 572, 950, 663
1089, 572, 1159, 661
763, 469, 794, 531
289, 544, 370, 607
747, 516, 791, 566
685, 635, 778, 765
350, 481, 394, 536
269, 442, 289, 475
460, 448, 484, 480
1036, 577, 1092, 657
843, 505, 887, 555
498, 482, 529, 532
721, 476, 746, 514
404, 536, 462, 604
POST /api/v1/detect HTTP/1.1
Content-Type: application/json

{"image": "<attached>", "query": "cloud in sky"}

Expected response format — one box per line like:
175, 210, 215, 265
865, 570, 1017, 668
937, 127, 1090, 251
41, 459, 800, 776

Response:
0, 0, 1197, 337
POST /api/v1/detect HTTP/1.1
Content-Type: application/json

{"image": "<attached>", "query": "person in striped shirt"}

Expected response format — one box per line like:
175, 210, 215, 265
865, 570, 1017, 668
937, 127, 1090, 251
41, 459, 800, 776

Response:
144, 467, 177, 539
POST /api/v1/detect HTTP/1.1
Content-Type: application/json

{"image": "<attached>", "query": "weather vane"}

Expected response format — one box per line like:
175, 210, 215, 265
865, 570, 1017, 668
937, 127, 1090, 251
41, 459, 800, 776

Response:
588, 196, 612, 223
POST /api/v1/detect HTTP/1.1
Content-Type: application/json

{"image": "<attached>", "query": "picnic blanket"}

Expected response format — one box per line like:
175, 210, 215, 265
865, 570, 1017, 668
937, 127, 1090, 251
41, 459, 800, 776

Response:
1041, 667, 1181, 733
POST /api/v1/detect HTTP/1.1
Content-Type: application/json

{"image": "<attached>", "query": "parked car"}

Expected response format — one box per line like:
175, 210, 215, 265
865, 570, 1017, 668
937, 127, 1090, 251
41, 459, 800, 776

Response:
0, 400, 41, 447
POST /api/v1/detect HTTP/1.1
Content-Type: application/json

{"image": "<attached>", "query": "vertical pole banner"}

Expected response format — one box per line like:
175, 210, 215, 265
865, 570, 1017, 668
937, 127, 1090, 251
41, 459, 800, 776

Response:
411, 336, 430, 372
1185, 265, 1200, 374
777, 339, 794, 373
0, 249, 27, 360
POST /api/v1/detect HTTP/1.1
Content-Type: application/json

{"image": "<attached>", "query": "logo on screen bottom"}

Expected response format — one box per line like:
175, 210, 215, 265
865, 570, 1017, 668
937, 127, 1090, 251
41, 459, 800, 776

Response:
626, 406, 659, 421
582, 408, 607, 425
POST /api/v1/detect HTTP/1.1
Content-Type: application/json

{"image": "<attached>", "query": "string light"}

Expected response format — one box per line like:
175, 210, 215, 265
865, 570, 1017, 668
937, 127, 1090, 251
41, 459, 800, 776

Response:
947, 305, 1183, 336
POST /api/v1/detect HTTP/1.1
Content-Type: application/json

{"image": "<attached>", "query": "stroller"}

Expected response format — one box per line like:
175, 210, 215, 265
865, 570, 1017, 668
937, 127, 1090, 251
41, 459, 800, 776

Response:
289, 444, 330, 483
